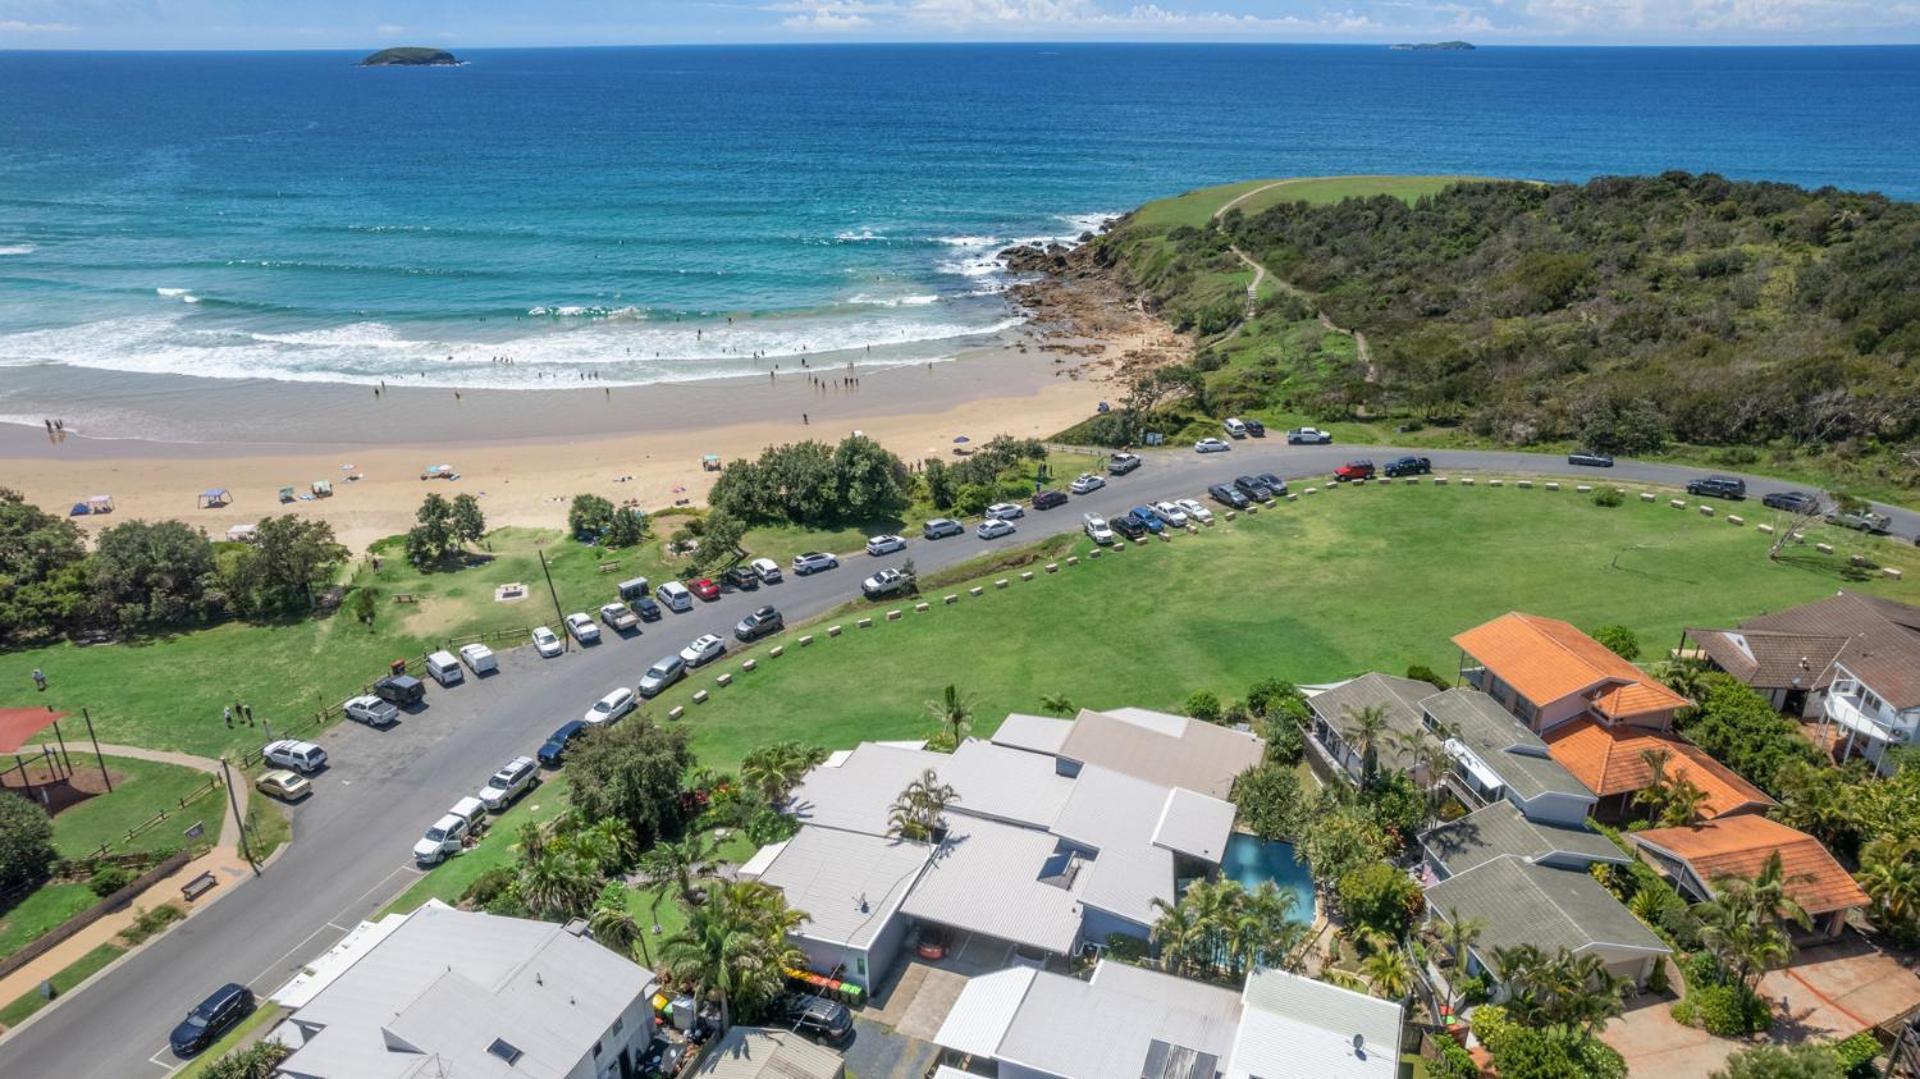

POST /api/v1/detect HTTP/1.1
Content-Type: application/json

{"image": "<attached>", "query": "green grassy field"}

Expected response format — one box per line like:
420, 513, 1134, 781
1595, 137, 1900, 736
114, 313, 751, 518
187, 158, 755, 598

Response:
633, 483, 1920, 772
0, 883, 94, 960
1129, 175, 1501, 230
51, 757, 221, 860
0, 941, 124, 1030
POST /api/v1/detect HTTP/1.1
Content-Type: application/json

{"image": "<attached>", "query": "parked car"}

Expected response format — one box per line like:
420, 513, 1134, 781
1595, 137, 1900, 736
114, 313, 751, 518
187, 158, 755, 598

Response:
343, 694, 398, 727
1383, 455, 1432, 478
1069, 473, 1107, 495
1567, 450, 1615, 468
1686, 475, 1747, 500
1255, 472, 1289, 496
584, 686, 636, 726
735, 605, 784, 641
565, 612, 602, 644
478, 756, 539, 811
862, 568, 914, 599
656, 580, 695, 612
866, 534, 907, 556
1128, 506, 1165, 534
923, 517, 965, 540
638, 656, 686, 698
1083, 513, 1115, 545
169, 983, 254, 1057
721, 566, 760, 592
985, 502, 1025, 520
264, 739, 327, 774
1208, 483, 1250, 509
600, 602, 640, 632
1763, 491, 1820, 514
1234, 475, 1273, 500
1031, 489, 1069, 511
616, 576, 651, 603
632, 595, 663, 621
792, 551, 838, 575
424, 649, 464, 687
532, 625, 563, 657
750, 557, 783, 584
537, 720, 588, 767
413, 799, 484, 866
458, 642, 498, 674
373, 673, 425, 706
1107, 452, 1142, 475
1153, 501, 1190, 527
679, 634, 727, 667
779, 993, 854, 1045
1194, 437, 1231, 454
688, 577, 721, 602
1244, 419, 1266, 437
1287, 427, 1333, 444
1175, 498, 1214, 523
1828, 509, 1893, 534
976, 518, 1016, 540
1333, 460, 1376, 482
256, 770, 311, 801
1225, 417, 1249, 439
1109, 513, 1147, 539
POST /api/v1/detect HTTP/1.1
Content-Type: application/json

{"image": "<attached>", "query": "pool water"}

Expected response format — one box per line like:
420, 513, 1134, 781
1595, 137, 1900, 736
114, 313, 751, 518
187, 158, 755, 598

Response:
1219, 834, 1318, 924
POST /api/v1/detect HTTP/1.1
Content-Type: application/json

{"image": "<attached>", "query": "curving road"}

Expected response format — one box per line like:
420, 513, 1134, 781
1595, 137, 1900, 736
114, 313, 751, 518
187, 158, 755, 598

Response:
0, 441, 1911, 1077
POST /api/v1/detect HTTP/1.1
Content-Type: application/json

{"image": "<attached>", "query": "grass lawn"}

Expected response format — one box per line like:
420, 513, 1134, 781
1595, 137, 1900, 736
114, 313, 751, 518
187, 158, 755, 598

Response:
245, 795, 292, 862
50, 756, 221, 860
173, 1003, 285, 1079
1129, 175, 1504, 230
0, 941, 124, 1030
634, 483, 1920, 772
0, 883, 94, 961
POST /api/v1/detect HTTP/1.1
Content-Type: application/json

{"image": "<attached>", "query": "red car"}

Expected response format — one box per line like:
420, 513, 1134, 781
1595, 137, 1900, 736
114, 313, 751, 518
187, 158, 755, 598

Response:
1333, 460, 1376, 482
688, 578, 721, 601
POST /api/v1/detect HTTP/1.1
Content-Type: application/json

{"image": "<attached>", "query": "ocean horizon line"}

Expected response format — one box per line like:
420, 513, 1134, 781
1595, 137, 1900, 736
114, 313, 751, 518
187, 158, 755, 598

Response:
5, 40, 1920, 55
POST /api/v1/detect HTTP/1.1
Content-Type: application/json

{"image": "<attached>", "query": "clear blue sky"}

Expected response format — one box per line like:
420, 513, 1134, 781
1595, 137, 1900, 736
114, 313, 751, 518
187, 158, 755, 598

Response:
3, 0, 1916, 50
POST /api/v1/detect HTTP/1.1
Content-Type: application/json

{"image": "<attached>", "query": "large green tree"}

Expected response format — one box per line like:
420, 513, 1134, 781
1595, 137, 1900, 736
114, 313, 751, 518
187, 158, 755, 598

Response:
0, 793, 57, 893
565, 718, 694, 848
220, 515, 346, 616
660, 880, 807, 1027
90, 518, 218, 629
0, 488, 88, 645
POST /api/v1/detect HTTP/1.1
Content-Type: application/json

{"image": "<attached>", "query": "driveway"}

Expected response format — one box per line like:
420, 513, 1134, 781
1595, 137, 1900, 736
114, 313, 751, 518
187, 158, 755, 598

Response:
844, 1017, 940, 1079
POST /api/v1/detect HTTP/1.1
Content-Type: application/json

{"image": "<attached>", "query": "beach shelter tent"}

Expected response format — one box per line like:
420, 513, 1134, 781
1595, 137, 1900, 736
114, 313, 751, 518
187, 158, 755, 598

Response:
69, 502, 91, 517
279, 486, 297, 503
86, 495, 113, 514
198, 488, 233, 508
227, 523, 260, 543
311, 479, 333, 497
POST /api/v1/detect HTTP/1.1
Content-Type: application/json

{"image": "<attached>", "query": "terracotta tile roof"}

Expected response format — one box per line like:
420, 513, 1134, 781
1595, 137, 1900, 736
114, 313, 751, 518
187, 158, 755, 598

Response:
1453, 612, 1691, 715
1632, 815, 1868, 916
1542, 717, 1774, 819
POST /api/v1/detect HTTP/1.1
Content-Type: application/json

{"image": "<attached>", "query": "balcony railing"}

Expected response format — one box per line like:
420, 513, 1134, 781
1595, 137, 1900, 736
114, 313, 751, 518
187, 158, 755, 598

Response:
1826, 693, 1913, 744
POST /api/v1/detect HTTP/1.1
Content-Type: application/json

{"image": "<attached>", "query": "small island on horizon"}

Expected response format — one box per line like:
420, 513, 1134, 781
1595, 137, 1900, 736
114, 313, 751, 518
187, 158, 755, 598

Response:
359, 46, 461, 67
1389, 40, 1476, 51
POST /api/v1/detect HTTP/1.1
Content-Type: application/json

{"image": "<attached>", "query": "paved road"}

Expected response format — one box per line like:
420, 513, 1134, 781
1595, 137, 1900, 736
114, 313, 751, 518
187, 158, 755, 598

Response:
1, 441, 1912, 1077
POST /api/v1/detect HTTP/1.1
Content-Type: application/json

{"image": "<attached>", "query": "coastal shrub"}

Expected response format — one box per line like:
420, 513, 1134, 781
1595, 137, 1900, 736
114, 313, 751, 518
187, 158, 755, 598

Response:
1591, 624, 1640, 660
1246, 678, 1310, 722
1103, 932, 1149, 964
118, 903, 184, 945
708, 434, 911, 527
1831, 1032, 1882, 1078
1431, 1037, 1479, 1079
1592, 486, 1625, 507
92, 519, 222, 628
88, 865, 133, 897
1404, 664, 1450, 691
566, 717, 695, 848
0, 487, 90, 646
744, 807, 799, 847
1260, 715, 1304, 765
1336, 861, 1424, 939
1457, 972, 1491, 1006
1675, 982, 1772, 1035
220, 516, 347, 617
1231, 763, 1308, 841
462, 867, 517, 909
1361, 771, 1427, 848
1715, 1044, 1848, 1079
1184, 690, 1222, 724
568, 493, 616, 540
201, 1041, 291, 1079
404, 493, 462, 569
0, 795, 57, 893
1675, 675, 1823, 795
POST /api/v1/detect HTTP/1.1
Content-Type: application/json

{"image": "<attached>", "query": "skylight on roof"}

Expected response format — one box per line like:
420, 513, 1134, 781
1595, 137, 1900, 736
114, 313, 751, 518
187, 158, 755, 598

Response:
487, 1037, 523, 1065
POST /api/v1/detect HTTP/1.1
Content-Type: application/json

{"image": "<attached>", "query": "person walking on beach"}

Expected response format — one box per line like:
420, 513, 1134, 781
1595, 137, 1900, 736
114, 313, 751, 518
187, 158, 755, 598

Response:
802, 413, 808, 425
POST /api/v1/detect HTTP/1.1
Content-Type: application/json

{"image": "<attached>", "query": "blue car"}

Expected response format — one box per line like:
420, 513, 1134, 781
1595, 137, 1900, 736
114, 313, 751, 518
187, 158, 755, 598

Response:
537, 720, 589, 766
1128, 506, 1165, 534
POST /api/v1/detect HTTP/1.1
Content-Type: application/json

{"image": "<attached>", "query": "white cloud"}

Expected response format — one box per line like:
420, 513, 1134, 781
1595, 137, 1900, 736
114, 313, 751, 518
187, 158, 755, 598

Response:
0, 19, 74, 32
375, 23, 407, 36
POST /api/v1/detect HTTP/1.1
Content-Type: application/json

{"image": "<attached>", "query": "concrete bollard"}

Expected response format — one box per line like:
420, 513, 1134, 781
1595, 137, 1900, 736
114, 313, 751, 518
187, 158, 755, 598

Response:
1304, 487, 1318, 495
770, 646, 784, 658
716, 673, 732, 687
1133, 535, 1149, 544
742, 659, 757, 672
1377, 477, 1391, 485
799, 635, 814, 647
1640, 492, 1655, 502
995, 579, 1009, 589
1020, 571, 1035, 580
969, 586, 984, 596
885, 610, 901, 621
1186, 524, 1200, 534
828, 625, 842, 637
1088, 549, 1102, 559
1225, 511, 1237, 520
856, 617, 873, 628
1490, 479, 1504, 488
1434, 477, 1448, 485
1066, 556, 1078, 565
1755, 524, 1774, 535
1887, 568, 1905, 580
692, 690, 709, 705
944, 594, 959, 604
1670, 499, 1686, 509
915, 602, 929, 613
668, 706, 685, 720
1045, 563, 1059, 573
1157, 531, 1172, 541
1285, 493, 1298, 502
1816, 542, 1834, 555
1727, 515, 1744, 526
1576, 485, 1591, 493
1851, 554, 1874, 568
1244, 505, 1257, 514
1460, 478, 1475, 486
1545, 482, 1560, 491
1791, 531, 1807, 542
1517, 480, 1532, 489
1405, 477, 1419, 485
1699, 505, 1715, 517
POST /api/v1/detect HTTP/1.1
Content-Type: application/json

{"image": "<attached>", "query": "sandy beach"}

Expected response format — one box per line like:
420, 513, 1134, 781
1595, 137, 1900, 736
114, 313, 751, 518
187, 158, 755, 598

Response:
1, 306, 1185, 551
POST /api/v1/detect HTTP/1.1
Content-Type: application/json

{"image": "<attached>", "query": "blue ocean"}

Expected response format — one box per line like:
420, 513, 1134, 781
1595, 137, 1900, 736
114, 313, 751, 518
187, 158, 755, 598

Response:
1, 44, 1916, 390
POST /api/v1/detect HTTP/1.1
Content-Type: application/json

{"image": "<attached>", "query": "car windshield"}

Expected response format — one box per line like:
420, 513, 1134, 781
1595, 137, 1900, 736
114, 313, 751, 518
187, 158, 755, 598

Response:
488, 776, 509, 789
425, 827, 447, 842
184, 1013, 208, 1028
593, 701, 612, 714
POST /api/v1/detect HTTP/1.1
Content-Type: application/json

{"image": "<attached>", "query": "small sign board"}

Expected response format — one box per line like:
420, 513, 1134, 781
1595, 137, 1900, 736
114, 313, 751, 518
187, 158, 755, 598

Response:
184, 821, 205, 841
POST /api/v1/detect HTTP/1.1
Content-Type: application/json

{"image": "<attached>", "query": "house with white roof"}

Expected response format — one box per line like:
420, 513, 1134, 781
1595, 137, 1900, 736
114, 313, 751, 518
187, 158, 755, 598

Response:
932, 960, 1401, 1079
269, 900, 657, 1079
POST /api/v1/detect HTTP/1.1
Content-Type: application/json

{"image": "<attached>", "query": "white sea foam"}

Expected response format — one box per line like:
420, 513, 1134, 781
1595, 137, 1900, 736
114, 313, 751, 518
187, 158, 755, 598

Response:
848, 293, 939, 307
833, 228, 887, 242
156, 287, 190, 297
526, 305, 647, 320
937, 235, 1001, 248
0, 244, 35, 256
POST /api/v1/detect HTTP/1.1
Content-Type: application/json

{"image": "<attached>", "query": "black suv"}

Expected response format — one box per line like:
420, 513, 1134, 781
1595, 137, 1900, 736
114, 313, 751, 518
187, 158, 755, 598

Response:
1107, 452, 1142, 476
1233, 475, 1273, 500
1031, 489, 1069, 511
1383, 455, 1432, 478
1567, 451, 1615, 468
632, 595, 663, 622
1109, 514, 1148, 539
170, 983, 254, 1057
1762, 491, 1819, 514
735, 605, 784, 642
1243, 418, 1266, 437
1686, 475, 1747, 500
374, 674, 425, 706
780, 993, 853, 1045
721, 566, 759, 592
1208, 483, 1250, 509
1255, 472, 1289, 496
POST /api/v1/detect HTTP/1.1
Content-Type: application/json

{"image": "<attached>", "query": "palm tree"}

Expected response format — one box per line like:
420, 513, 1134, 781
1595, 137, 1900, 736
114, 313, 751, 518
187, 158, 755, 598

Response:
1233, 881, 1305, 975
1437, 907, 1485, 1009
1860, 837, 1920, 933
1344, 705, 1394, 785
1320, 967, 1369, 994
1697, 853, 1811, 1004
1493, 945, 1626, 1032
588, 883, 644, 962
1633, 746, 1676, 821
660, 880, 807, 1031
887, 769, 958, 841
1653, 658, 1708, 701
1389, 725, 1455, 828
1360, 949, 1412, 1000
926, 684, 977, 746
1150, 897, 1206, 977
1040, 692, 1076, 717
1657, 775, 1711, 828
565, 815, 637, 871
520, 849, 601, 920
739, 741, 827, 808
640, 831, 718, 907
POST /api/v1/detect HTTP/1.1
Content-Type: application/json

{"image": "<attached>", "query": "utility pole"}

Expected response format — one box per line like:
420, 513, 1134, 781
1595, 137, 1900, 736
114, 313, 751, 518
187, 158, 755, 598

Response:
219, 756, 259, 875
538, 548, 569, 651
81, 707, 111, 793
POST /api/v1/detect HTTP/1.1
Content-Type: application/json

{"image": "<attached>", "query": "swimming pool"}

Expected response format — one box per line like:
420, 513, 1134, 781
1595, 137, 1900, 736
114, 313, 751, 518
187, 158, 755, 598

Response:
1219, 834, 1317, 923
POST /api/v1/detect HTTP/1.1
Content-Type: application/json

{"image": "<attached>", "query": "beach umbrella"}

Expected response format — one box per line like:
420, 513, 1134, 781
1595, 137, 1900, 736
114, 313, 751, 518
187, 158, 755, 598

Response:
953, 435, 970, 444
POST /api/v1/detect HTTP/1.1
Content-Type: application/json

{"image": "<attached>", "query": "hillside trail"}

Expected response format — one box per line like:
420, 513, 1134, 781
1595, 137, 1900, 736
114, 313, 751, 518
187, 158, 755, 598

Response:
1211, 181, 1378, 382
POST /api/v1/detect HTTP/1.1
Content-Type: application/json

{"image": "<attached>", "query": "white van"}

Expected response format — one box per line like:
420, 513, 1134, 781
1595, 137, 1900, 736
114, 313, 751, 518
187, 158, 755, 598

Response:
1224, 417, 1249, 439
425, 650, 464, 687
458, 643, 498, 675
656, 580, 694, 613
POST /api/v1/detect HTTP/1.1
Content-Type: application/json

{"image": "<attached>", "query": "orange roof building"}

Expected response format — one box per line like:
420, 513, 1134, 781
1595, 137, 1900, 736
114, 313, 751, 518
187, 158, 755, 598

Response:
1453, 612, 1692, 733
1542, 716, 1773, 820
1631, 815, 1867, 938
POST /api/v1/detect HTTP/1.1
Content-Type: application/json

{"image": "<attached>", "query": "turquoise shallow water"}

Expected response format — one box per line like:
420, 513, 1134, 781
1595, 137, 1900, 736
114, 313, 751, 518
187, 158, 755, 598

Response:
1220, 833, 1318, 923
0, 44, 1915, 392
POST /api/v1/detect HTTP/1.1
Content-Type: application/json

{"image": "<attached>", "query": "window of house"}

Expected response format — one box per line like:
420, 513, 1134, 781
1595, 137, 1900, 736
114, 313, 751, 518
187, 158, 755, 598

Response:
1861, 687, 1885, 714
611, 1016, 623, 1036
487, 1039, 523, 1066
592, 1040, 603, 1058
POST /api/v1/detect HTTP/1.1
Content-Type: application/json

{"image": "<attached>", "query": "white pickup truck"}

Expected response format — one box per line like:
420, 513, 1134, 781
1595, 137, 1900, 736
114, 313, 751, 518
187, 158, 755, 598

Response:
412, 796, 486, 866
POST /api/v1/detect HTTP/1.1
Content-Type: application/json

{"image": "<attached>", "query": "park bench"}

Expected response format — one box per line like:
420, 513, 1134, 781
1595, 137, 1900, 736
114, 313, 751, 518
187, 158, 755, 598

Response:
182, 871, 218, 902
598, 561, 621, 572
393, 593, 417, 604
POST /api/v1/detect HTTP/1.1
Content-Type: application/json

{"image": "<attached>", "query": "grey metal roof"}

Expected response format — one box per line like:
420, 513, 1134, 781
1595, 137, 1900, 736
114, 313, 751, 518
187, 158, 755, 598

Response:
992, 962, 1243, 1079
1426, 856, 1669, 975
1226, 967, 1402, 1079
899, 817, 1086, 955
990, 713, 1076, 756
932, 966, 1037, 1059
787, 740, 1072, 837
1307, 674, 1435, 773
694, 1027, 845, 1079
1058, 708, 1264, 799
1051, 764, 1179, 925
1427, 687, 1591, 800
1421, 802, 1627, 877
277, 903, 655, 1079
1151, 787, 1237, 863
753, 827, 930, 949
938, 739, 1076, 830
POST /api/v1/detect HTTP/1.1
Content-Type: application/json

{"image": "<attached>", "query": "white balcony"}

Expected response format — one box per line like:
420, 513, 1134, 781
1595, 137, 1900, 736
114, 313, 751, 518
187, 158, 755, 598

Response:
1825, 692, 1912, 745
